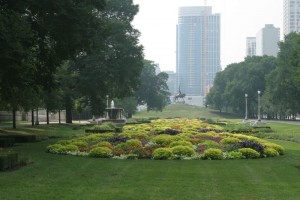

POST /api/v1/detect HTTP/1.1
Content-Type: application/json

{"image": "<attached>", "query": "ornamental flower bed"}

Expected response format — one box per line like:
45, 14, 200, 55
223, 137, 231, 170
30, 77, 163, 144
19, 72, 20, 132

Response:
46, 118, 285, 160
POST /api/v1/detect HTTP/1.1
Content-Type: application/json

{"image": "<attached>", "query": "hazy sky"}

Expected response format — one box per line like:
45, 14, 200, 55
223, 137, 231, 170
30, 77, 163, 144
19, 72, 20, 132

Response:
132, 0, 283, 72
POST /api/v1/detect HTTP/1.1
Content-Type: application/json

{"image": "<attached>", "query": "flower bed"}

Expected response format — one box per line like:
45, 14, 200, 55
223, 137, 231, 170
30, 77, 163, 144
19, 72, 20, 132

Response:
47, 118, 285, 160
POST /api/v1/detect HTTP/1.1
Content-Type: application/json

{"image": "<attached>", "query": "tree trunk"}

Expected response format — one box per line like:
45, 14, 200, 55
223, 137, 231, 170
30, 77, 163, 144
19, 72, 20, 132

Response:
46, 108, 49, 125
31, 109, 34, 126
12, 109, 16, 129
35, 109, 39, 125
58, 110, 61, 124
66, 101, 73, 124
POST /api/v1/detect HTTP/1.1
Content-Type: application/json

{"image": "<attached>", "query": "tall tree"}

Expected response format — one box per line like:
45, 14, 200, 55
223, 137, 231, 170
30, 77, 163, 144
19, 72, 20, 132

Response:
136, 60, 170, 111
207, 56, 276, 117
73, 0, 144, 118
0, 0, 106, 127
264, 32, 300, 118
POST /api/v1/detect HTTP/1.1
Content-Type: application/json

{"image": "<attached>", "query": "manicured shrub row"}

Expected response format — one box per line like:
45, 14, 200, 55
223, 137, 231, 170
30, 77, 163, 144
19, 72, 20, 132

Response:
0, 134, 36, 143
47, 118, 285, 160
0, 152, 18, 171
0, 138, 15, 147
85, 122, 122, 133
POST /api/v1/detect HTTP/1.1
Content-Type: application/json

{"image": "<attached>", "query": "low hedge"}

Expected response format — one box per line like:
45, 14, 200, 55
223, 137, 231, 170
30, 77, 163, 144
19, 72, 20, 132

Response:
0, 134, 36, 143
0, 152, 18, 171
0, 138, 15, 147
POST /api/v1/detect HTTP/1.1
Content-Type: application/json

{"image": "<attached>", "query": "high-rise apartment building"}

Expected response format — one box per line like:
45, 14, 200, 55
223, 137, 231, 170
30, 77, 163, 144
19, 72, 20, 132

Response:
246, 37, 256, 57
284, 0, 300, 35
256, 24, 280, 57
176, 6, 220, 106
164, 71, 177, 96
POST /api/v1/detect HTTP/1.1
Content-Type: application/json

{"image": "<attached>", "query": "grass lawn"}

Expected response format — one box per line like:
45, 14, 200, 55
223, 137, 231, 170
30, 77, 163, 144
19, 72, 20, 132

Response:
1, 105, 300, 200
134, 104, 240, 120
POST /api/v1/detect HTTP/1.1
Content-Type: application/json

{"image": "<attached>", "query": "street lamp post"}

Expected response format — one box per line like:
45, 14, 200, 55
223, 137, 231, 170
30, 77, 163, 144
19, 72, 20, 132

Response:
245, 93, 248, 120
257, 90, 261, 121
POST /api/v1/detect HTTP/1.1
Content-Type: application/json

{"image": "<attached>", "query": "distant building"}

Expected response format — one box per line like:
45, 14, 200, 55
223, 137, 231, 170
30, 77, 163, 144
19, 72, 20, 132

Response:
246, 37, 256, 57
164, 71, 177, 96
284, 0, 300, 35
176, 6, 221, 106
256, 24, 280, 57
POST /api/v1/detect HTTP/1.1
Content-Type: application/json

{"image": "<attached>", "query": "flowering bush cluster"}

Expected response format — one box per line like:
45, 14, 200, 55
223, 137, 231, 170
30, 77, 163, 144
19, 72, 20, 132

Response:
46, 118, 285, 160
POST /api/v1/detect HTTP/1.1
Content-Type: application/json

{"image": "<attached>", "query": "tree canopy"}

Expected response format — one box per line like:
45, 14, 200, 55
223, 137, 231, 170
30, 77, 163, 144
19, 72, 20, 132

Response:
136, 60, 170, 111
206, 56, 276, 117
0, 0, 145, 126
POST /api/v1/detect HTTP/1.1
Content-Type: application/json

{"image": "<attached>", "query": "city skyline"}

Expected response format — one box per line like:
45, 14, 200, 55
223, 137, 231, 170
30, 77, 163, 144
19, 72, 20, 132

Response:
176, 6, 220, 99
132, 0, 283, 72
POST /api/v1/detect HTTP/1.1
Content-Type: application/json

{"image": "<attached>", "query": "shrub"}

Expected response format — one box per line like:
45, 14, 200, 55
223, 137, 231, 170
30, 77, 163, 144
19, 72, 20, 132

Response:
47, 144, 78, 154
203, 148, 223, 160
263, 147, 279, 157
89, 147, 112, 158
198, 140, 220, 148
232, 134, 251, 140
81, 133, 113, 143
0, 134, 36, 143
56, 140, 71, 145
195, 132, 218, 139
106, 135, 130, 145
0, 138, 14, 148
220, 137, 241, 145
92, 122, 116, 131
151, 134, 174, 146
163, 128, 181, 135
153, 148, 173, 160
125, 139, 142, 148
227, 151, 243, 159
64, 144, 79, 152
70, 140, 88, 148
139, 146, 155, 159
46, 144, 65, 154
169, 141, 193, 148
233, 140, 264, 156
119, 132, 148, 140
263, 143, 285, 155
0, 152, 18, 171
113, 139, 143, 156
93, 141, 113, 149
238, 148, 260, 159
171, 146, 195, 157
196, 145, 207, 154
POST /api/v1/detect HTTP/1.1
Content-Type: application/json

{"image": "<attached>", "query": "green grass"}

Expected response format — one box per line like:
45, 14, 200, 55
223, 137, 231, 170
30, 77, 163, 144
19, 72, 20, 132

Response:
0, 138, 299, 200
134, 104, 239, 120
0, 105, 300, 199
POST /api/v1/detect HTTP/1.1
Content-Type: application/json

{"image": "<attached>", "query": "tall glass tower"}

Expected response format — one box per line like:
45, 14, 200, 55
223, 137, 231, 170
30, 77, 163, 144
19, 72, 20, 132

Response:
176, 6, 220, 99
284, 0, 300, 35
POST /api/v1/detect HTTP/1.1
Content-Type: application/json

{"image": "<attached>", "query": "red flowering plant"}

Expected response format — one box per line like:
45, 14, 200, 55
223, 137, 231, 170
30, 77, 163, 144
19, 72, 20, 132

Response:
206, 137, 222, 143
197, 145, 207, 154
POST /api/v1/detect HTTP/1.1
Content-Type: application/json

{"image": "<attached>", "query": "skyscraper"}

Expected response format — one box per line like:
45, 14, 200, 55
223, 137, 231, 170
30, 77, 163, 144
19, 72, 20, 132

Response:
164, 71, 177, 96
246, 37, 256, 57
283, 0, 300, 35
176, 6, 220, 106
256, 24, 280, 57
